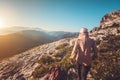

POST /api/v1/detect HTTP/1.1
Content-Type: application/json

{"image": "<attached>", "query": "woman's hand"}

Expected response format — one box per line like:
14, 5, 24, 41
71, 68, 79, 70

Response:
69, 58, 74, 64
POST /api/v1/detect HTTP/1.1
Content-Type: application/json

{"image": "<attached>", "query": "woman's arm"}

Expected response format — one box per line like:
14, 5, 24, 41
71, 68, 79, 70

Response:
70, 39, 79, 60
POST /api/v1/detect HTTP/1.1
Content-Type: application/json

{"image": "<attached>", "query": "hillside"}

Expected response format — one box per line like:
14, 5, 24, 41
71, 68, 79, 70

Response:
0, 34, 120, 80
0, 30, 55, 59
0, 38, 73, 80
0, 10, 120, 80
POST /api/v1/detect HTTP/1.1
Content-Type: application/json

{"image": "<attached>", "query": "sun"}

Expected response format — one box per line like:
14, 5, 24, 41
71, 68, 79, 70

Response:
0, 18, 5, 29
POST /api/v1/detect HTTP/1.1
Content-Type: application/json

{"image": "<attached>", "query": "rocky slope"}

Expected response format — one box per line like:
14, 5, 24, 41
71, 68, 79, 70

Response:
90, 10, 120, 40
100, 10, 120, 29
0, 38, 73, 80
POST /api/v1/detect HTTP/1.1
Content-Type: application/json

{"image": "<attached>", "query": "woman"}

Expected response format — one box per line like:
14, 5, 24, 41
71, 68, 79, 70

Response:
70, 28, 97, 80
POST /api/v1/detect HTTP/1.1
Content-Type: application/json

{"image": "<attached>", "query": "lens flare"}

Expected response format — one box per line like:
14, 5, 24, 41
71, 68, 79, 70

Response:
0, 18, 5, 29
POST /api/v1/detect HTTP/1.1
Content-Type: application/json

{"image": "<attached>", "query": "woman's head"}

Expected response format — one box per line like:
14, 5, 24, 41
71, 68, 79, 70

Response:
78, 28, 89, 38
80, 28, 88, 34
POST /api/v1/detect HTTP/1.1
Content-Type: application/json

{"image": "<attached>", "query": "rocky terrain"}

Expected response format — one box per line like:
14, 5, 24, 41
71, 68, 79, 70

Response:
90, 10, 120, 40
0, 38, 73, 80
0, 10, 120, 80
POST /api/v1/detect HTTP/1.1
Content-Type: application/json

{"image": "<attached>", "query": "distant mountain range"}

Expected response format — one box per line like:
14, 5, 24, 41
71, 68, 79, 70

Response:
0, 27, 78, 59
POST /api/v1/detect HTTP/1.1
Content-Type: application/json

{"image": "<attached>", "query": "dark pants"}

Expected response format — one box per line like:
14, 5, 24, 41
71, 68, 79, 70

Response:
77, 63, 91, 80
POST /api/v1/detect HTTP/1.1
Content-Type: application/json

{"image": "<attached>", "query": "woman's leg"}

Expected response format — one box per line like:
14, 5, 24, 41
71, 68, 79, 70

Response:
81, 65, 91, 80
77, 63, 82, 80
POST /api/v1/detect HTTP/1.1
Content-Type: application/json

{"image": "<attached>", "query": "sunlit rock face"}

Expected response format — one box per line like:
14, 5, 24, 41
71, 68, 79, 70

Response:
99, 10, 120, 29
90, 10, 120, 40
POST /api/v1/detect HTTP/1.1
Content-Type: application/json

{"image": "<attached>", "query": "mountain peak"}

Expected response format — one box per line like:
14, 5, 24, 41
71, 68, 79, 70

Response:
90, 10, 120, 40
99, 10, 120, 29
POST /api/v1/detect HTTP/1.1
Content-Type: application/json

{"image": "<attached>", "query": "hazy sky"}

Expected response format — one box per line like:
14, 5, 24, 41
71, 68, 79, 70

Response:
0, 0, 120, 32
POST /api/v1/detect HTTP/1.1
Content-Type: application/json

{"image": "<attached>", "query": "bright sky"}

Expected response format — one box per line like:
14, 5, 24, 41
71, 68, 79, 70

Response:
0, 0, 120, 32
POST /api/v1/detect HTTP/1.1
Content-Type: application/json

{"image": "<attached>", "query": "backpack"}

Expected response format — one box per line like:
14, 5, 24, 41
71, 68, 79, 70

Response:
48, 65, 67, 80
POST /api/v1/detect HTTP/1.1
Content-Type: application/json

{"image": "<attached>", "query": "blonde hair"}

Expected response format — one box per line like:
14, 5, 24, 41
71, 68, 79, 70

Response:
80, 28, 88, 33
78, 28, 89, 38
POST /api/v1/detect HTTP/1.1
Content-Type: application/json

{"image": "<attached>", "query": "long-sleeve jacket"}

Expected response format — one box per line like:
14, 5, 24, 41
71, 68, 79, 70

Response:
70, 37, 97, 66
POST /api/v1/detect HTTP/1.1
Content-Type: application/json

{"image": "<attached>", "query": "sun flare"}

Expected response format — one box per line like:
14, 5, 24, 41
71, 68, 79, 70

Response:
0, 18, 5, 29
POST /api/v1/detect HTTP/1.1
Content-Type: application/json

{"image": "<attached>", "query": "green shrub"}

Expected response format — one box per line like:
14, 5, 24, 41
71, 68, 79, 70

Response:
59, 53, 71, 70
53, 51, 64, 58
38, 55, 55, 65
55, 43, 68, 50
32, 65, 49, 78
59, 46, 73, 70
32, 45, 73, 78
